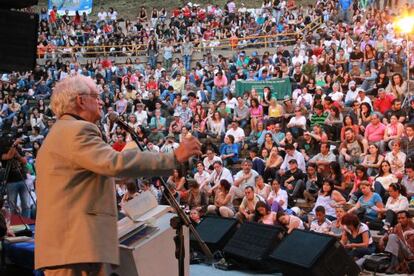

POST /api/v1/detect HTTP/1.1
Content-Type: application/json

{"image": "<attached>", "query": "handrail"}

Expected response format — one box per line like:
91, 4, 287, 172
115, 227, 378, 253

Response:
37, 16, 323, 59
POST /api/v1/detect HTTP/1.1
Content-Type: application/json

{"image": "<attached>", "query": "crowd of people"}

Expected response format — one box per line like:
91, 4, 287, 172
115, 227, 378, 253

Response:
2, 0, 414, 274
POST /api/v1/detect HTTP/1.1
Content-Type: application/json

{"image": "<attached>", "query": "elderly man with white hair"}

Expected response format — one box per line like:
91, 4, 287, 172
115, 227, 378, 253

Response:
35, 75, 202, 275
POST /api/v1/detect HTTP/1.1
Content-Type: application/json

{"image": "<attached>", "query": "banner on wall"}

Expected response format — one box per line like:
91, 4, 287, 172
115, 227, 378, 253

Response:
48, 0, 93, 16
235, 78, 292, 100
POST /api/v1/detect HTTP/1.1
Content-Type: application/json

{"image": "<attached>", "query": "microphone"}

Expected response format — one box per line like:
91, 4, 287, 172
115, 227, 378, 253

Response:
108, 113, 136, 135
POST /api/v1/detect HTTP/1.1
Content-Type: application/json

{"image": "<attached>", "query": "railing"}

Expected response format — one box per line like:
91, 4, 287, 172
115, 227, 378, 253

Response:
37, 17, 323, 60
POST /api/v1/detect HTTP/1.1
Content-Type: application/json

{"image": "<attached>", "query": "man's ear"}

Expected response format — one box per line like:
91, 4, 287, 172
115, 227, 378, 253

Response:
76, 95, 85, 110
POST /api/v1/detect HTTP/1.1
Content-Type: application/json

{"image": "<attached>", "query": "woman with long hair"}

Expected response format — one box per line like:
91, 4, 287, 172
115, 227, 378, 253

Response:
207, 179, 234, 218
254, 201, 277, 225
327, 161, 347, 196
374, 160, 398, 201
324, 106, 343, 141
263, 147, 283, 181
206, 111, 225, 141
261, 86, 272, 115
363, 44, 376, 70
348, 165, 373, 204
361, 144, 384, 177
359, 102, 372, 128
311, 179, 346, 221
261, 133, 277, 152
340, 115, 359, 141
386, 73, 407, 100
166, 169, 187, 200
277, 211, 305, 234
147, 39, 158, 69
249, 98, 263, 132
191, 114, 207, 139
279, 131, 297, 151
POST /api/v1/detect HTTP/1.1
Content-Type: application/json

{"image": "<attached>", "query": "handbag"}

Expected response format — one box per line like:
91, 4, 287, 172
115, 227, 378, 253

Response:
363, 253, 391, 273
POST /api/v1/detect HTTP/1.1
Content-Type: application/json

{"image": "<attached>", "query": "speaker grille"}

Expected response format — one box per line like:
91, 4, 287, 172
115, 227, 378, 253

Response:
270, 230, 336, 268
224, 222, 284, 262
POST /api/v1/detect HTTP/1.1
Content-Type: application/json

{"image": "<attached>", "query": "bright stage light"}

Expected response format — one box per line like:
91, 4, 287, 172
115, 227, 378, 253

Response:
395, 16, 414, 34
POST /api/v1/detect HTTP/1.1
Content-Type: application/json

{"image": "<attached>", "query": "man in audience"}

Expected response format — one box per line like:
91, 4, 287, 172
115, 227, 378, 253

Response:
232, 159, 259, 199
310, 206, 332, 233
364, 113, 386, 153
380, 211, 414, 274
339, 128, 368, 168
279, 159, 306, 200
205, 161, 233, 192
280, 144, 306, 172
235, 186, 264, 223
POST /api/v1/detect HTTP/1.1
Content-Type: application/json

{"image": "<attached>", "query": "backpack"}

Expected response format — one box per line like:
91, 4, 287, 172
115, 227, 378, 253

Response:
363, 253, 391, 273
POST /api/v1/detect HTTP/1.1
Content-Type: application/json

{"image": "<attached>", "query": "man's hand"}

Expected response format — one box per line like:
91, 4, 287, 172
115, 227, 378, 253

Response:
174, 136, 202, 163
2, 147, 17, 161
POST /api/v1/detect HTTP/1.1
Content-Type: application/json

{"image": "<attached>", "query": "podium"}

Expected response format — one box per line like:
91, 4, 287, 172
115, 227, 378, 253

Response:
105, 212, 190, 276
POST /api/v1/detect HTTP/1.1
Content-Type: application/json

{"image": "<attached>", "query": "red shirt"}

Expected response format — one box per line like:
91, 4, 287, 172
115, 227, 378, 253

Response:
49, 10, 57, 23
112, 142, 126, 152
172, 8, 181, 18
146, 81, 158, 91
101, 59, 112, 68
183, 7, 191, 18
374, 94, 395, 114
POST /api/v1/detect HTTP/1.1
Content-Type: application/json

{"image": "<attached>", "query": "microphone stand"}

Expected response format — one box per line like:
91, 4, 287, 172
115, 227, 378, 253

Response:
113, 117, 213, 276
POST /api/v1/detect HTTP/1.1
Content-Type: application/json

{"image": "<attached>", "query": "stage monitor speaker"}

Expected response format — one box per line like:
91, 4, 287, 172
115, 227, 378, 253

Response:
270, 229, 360, 276
0, 10, 38, 72
190, 216, 238, 252
223, 222, 284, 269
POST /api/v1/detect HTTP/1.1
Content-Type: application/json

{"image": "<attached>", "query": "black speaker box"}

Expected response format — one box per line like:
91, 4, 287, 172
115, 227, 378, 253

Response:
270, 229, 360, 276
190, 216, 238, 252
223, 222, 284, 269
0, 10, 39, 72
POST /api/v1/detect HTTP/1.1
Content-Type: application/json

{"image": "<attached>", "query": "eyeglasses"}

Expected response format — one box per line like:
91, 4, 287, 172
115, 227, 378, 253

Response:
79, 93, 100, 99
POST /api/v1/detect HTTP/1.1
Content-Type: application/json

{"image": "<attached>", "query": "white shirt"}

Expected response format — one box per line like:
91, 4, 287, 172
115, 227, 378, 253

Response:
345, 89, 358, 103
203, 155, 222, 170
194, 170, 211, 187
109, 11, 118, 20
280, 150, 306, 172
98, 11, 108, 21
208, 167, 234, 186
134, 110, 148, 126
291, 55, 305, 66
268, 189, 288, 209
160, 142, 179, 153
310, 218, 332, 233
296, 93, 313, 107
234, 169, 259, 189
385, 194, 409, 212
225, 127, 245, 144
330, 91, 344, 102
288, 116, 307, 130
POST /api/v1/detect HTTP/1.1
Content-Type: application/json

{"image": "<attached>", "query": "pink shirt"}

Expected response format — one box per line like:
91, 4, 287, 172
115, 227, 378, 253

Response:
365, 122, 386, 142
214, 75, 228, 88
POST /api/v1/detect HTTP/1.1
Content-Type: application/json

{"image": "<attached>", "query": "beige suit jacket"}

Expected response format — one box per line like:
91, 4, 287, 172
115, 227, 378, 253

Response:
35, 115, 177, 269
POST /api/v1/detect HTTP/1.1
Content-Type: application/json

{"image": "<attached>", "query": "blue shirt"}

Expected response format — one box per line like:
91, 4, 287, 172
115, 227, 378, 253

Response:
357, 193, 382, 220
220, 143, 239, 163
